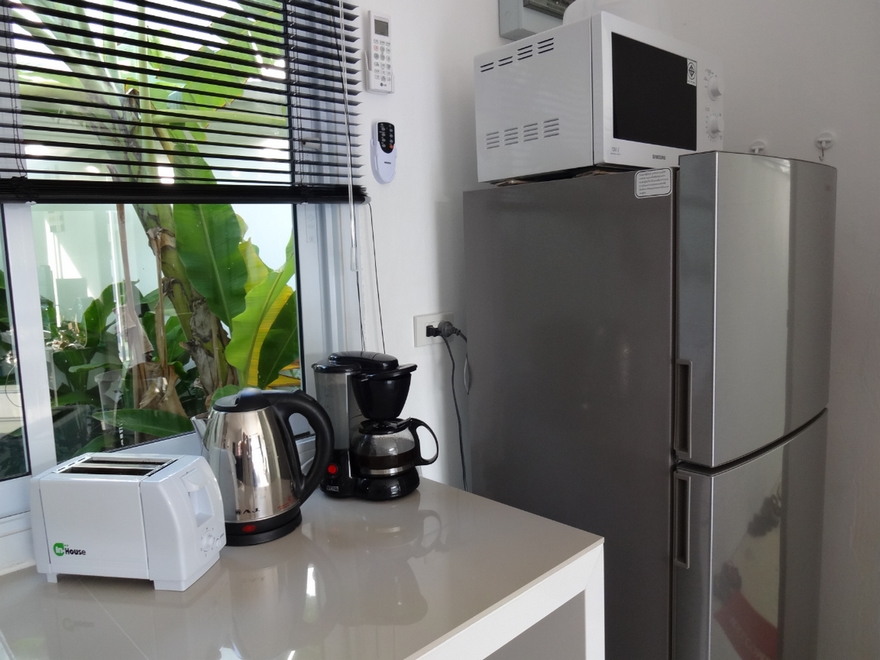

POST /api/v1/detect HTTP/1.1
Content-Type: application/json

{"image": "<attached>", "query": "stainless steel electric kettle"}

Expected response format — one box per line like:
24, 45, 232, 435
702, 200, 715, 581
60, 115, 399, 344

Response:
198, 388, 333, 546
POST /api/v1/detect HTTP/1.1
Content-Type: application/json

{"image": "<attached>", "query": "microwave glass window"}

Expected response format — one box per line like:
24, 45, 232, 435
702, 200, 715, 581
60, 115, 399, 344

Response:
611, 33, 697, 151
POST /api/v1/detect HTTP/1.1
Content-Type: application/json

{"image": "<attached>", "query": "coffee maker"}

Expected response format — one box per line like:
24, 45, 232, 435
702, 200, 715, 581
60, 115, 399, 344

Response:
312, 351, 438, 500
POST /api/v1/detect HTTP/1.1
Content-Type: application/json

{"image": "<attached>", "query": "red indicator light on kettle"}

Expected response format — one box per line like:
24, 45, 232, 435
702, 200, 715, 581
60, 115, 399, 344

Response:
242, 524, 257, 533
327, 463, 338, 475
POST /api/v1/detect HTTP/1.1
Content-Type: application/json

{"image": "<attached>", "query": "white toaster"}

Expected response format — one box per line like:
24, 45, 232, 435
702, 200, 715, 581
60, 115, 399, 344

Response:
30, 453, 226, 591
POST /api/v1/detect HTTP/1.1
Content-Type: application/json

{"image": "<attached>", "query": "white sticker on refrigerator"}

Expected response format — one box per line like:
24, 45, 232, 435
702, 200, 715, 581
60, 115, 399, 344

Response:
635, 169, 673, 198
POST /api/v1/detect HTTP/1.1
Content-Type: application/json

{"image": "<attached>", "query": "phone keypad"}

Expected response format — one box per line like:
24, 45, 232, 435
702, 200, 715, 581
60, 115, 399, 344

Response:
377, 122, 394, 154
371, 37, 392, 90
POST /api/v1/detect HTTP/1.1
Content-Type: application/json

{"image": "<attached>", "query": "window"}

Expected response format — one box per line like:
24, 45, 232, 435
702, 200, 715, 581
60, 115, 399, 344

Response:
0, 0, 365, 568
33, 201, 301, 457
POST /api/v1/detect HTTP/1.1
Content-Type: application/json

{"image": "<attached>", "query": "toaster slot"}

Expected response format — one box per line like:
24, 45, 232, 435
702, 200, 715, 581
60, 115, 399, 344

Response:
60, 455, 175, 477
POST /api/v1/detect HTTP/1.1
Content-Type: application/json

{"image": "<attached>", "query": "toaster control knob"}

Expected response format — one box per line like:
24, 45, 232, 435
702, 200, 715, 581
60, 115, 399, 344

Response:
201, 533, 216, 552
708, 75, 723, 100
708, 115, 724, 137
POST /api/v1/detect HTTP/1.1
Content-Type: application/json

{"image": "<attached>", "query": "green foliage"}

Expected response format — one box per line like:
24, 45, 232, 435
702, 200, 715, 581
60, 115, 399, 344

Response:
258, 293, 300, 389
92, 408, 196, 437
0, 428, 26, 480
225, 237, 298, 388
174, 203, 249, 326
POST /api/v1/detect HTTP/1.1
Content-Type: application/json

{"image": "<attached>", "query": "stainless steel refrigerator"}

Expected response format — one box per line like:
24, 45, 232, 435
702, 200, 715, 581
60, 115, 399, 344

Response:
463, 151, 836, 660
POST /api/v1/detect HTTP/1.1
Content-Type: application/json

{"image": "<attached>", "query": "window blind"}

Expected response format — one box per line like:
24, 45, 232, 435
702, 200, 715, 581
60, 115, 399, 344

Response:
0, 0, 364, 201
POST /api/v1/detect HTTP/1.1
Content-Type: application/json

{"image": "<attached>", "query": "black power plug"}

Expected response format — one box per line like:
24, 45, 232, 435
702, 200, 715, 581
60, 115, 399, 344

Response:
426, 321, 466, 340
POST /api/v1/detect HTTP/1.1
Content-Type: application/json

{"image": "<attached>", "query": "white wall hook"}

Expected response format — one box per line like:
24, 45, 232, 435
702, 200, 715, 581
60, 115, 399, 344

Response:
815, 131, 835, 161
749, 140, 767, 155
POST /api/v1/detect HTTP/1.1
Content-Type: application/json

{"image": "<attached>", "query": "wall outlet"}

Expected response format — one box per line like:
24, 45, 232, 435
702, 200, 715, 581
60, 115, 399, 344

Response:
414, 312, 454, 347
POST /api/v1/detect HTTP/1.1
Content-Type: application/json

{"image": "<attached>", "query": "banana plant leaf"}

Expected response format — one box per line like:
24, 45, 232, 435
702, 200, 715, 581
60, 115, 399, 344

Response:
151, 8, 282, 110
257, 294, 299, 389
161, 130, 220, 182
53, 348, 99, 394
82, 283, 144, 349
68, 362, 116, 374
173, 203, 248, 326
240, 239, 270, 293
141, 312, 189, 367
92, 408, 195, 437
54, 391, 96, 406
76, 434, 109, 456
155, 49, 262, 111
266, 373, 301, 389
225, 237, 297, 389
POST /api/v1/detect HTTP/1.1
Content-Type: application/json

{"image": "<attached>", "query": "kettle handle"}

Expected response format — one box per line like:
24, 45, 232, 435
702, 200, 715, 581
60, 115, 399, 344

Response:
408, 418, 439, 466
269, 391, 335, 502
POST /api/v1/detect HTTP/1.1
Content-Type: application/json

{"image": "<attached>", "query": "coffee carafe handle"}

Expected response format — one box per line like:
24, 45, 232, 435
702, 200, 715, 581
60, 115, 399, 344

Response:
408, 418, 439, 466
270, 391, 335, 502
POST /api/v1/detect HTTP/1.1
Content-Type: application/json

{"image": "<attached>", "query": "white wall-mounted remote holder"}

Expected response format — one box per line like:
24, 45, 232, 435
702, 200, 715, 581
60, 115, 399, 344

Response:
365, 10, 393, 94
371, 121, 396, 183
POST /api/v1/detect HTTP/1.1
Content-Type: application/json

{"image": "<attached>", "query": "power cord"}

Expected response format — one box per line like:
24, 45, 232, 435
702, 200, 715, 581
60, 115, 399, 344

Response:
427, 320, 469, 491
367, 203, 386, 353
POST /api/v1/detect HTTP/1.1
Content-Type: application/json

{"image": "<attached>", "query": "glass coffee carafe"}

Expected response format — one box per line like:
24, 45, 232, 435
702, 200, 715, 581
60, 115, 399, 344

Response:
349, 361, 438, 500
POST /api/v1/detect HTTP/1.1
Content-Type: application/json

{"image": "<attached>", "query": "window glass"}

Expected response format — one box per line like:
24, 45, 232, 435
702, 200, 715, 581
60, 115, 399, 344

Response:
31, 202, 299, 459
0, 232, 26, 481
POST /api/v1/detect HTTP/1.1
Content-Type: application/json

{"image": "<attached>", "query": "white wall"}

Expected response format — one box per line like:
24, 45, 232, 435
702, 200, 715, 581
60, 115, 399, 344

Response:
351, 0, 504, 488
352, 0, 880, 655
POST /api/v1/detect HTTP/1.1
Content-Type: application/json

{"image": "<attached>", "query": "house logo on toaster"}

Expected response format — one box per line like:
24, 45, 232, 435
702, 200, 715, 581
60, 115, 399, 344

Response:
53, 542, 86, 557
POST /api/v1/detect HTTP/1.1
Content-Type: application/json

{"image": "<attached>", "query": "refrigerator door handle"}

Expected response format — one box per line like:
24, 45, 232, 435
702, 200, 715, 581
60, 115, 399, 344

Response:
673, 473, 691, 569
674, 359, 693, 458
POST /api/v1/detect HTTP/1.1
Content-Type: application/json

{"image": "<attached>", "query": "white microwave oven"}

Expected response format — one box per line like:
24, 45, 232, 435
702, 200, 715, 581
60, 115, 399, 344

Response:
474, 12, 724, 182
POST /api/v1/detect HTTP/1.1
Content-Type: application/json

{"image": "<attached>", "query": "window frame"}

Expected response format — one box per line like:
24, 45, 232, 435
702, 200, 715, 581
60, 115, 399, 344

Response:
0, 204, 57, 519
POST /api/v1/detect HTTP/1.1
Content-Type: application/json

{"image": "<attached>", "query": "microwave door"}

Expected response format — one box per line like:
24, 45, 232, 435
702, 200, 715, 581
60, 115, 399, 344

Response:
591, 11, 724, 169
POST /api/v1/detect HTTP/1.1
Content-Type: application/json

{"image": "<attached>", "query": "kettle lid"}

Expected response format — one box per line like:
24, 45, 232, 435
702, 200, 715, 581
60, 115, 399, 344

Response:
212, 387, 272, 413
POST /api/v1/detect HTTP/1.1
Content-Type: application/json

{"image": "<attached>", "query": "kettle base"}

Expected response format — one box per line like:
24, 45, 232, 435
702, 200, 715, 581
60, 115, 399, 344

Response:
226, 507, 303, 546
354, 468, 420, 501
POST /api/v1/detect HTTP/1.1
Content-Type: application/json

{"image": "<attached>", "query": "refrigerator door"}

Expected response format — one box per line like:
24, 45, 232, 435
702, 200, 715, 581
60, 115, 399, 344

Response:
464, 171, 675, 660
672, 411, 826, 660
676, 152, 836, 467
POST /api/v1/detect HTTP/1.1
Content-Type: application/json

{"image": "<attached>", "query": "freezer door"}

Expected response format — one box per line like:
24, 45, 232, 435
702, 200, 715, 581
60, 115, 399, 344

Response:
672, 411, 826, 660
464, 171, 675, 660
676, 152, 836, 467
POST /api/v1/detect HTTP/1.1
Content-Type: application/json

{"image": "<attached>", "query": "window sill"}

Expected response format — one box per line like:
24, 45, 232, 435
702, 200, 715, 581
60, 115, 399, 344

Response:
0, 512, 34, 576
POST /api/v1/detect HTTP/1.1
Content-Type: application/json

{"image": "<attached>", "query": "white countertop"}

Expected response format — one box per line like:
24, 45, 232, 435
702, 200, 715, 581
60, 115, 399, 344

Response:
0, 479, 603, 660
